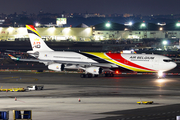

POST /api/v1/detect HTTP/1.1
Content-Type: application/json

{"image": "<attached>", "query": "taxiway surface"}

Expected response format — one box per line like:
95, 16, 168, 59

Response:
0, 72, 180, 120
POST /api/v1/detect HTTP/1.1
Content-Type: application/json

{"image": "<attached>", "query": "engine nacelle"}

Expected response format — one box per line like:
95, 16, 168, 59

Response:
48, 64, 65, 71
85, 67, 102, 75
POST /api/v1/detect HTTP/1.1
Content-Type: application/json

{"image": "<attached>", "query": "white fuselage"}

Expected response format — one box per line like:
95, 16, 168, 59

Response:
37, 51, 177, 72
38, 51, 97, 63
121, 53, 176, 72
24, 25, 177, 77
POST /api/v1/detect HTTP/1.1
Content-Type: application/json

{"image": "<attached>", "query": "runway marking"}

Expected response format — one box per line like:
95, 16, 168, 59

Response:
2, 76, 39, 82
17, 100, 26, 103
3, 76, 19, 79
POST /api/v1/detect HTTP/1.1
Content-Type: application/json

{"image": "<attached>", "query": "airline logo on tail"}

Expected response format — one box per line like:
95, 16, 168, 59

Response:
26, 25, 41, 37
26, 25, 53, 51
33, 41, 41, 48
26, 25, 42, 49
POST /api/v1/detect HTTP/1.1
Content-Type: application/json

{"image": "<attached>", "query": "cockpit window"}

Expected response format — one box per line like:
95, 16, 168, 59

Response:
163, 59, 172, 62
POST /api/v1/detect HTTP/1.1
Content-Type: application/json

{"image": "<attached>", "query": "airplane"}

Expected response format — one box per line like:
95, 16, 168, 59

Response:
8, 25, 177, 78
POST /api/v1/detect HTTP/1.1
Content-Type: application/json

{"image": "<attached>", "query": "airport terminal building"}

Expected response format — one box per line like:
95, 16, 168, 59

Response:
0, 26, 93, 41
0, 22, 180, 42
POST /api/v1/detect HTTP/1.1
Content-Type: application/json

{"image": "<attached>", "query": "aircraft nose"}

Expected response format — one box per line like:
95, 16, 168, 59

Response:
171, 62, 177, 69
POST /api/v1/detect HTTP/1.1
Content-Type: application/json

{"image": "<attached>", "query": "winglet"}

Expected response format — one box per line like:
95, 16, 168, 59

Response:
8, 54, 19, 60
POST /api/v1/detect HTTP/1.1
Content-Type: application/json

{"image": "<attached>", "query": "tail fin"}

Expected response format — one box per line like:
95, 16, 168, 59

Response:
26, 25, 54, 51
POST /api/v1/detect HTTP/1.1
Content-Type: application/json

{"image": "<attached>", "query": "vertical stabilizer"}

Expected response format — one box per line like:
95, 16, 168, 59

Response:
26, 25, 54, 51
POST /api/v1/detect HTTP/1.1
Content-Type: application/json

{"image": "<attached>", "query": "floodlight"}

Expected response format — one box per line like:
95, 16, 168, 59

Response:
163, 40, 167, 45
141, 23, 146, 27
105, 23, 111, 27
176, 23, 180, 27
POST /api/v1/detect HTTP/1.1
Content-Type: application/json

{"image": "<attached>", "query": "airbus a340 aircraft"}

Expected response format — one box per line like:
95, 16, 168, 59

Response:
8, 25, 177, 78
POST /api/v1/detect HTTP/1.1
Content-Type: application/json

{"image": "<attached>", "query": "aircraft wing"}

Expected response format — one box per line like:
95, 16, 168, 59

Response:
53, 60, 118, 68
91, 63, 118, 68
8, 54, 45, 62
8, 54, 118, 68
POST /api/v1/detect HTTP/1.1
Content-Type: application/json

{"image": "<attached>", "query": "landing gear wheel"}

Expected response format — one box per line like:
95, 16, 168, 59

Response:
94, 75, 99, 77
104, 73, 114, 77
105, 73, 109, 77
80, 74, 86, 78
88, 74, 92, 78
158, 71, 163, 79
110, 73, 114, 77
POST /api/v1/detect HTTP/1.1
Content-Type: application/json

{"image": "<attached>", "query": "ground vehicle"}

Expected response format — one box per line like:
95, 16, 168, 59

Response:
10, 88, 25, 92
27, 85, 44, 91
0, 87, 25, 92
137, 101, 153, 104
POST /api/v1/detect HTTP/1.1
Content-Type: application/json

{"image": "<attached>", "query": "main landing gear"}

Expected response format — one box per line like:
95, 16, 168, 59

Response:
104, 73, 114, 77
80, 74, 99, 78
80, 72, 114, 78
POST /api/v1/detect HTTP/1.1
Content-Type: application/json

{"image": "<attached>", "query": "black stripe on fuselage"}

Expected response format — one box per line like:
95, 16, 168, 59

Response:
27, 29, 40, 37
79, 52, 109, 63
80, 52, 132, 72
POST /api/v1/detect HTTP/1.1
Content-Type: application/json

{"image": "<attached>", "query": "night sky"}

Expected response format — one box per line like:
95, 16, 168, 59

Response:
1, 0, 180, 15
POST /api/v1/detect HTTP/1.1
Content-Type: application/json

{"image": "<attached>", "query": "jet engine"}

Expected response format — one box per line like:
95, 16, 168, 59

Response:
48, 64, 65, 71
85, 67, 102, 75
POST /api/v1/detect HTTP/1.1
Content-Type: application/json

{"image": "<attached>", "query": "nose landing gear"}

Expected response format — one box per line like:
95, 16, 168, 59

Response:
158, 71, 163, 79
